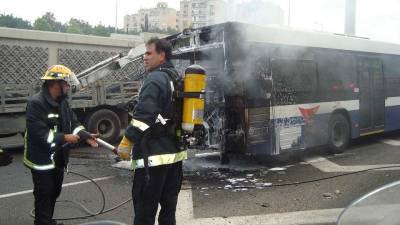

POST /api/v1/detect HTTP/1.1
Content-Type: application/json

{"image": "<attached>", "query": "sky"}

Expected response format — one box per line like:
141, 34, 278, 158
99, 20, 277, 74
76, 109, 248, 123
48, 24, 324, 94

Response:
1, 0, 400, 44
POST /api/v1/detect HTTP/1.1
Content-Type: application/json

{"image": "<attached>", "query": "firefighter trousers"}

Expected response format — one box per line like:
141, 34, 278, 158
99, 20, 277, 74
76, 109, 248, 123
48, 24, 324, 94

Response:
132, 161, 183, 225
31, 168, 64, 225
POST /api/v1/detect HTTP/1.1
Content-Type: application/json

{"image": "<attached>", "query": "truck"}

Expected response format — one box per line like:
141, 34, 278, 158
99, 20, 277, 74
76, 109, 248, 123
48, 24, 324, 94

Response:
0, 28, 144, 148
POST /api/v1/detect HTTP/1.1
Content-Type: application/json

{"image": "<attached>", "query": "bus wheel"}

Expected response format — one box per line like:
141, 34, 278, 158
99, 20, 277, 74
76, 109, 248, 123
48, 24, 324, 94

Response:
86, 109, 121, 144
328, 113, 350, 154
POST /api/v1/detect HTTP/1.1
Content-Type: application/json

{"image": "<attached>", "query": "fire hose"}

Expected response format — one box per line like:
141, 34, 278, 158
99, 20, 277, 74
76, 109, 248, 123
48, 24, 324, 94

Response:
29, 135, 400, 221
29, 136, 133, 221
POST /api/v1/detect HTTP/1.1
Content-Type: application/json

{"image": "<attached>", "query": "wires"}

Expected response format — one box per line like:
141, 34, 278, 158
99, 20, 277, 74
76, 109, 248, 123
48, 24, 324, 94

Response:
181, 165, 400, 191
29, 169, 132, 221
29, 164, 400, 221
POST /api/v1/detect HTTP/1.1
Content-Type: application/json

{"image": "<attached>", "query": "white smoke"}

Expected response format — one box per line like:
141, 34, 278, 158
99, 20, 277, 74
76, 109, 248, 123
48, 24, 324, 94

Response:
222, 0, 285, 27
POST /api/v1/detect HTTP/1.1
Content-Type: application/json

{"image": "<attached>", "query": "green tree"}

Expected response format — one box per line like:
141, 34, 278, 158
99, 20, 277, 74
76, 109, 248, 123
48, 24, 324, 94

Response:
93, 24, 110, 37
66, 18, 93, 35
105, 26, 124, 34
0, 14, 32, 29
33, 17, 52, 31
127, 29, 140, 35
66, 19, 81, 34
33, 12, 65, 32
166, 27, 178, 35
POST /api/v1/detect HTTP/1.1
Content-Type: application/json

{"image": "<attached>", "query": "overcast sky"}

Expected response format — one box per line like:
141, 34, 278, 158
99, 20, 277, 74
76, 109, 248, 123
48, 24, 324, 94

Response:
1, 0, 400, 44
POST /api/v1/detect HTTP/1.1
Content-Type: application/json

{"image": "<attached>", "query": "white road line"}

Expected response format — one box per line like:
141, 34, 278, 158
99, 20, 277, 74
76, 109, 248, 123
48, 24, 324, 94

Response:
380, 138, 400, 146
0, 176, 114, 199
175, 188, 342, 225
183, 208, 342, 225
303, 156, 400, 173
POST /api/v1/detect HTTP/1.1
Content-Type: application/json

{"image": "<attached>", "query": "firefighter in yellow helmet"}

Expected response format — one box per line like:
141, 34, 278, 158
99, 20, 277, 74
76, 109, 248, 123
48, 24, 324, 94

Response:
24, 65, 98, 225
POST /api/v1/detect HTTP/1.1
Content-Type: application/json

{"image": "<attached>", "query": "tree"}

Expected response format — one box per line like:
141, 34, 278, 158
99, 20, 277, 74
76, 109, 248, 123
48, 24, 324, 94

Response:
93, 24, 110, 37
33, 12, 65, 32
0, 14, 32, 29
66, 18, 93, 35
66, 18, 81, 34
166, 27, 179, 35
33, 17, 52, 31
2, 12, 123, 37
127, 30, 140, 35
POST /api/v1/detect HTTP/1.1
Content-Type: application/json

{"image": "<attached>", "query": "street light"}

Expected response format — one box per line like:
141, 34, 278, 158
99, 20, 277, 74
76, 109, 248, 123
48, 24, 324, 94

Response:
115, 0, 118, 33
288, 0, 291, 26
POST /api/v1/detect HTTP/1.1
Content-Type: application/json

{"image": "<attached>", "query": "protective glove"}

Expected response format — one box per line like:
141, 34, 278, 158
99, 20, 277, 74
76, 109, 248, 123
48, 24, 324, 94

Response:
117, 136, 133, 160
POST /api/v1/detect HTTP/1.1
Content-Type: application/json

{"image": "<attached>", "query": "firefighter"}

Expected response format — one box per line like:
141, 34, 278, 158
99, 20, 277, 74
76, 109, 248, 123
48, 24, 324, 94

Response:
117, 37, 186, 225
24, 65, 98, 225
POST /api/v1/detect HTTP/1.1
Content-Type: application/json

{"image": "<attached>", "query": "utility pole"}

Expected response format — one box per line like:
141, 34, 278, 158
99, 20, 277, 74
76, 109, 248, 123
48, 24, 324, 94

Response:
115, 0, 118, 33
345, 0, 356, 35
288, 0, 291, 26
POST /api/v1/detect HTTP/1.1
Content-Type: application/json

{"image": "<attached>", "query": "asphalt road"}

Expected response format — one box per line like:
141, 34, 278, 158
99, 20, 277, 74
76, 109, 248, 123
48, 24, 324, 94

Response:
2, 132, 400, 225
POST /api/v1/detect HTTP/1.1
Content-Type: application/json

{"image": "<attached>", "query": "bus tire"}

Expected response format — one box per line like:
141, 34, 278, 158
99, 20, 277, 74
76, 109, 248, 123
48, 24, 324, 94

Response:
86, 109, 121, 144
327, 113, 350, 154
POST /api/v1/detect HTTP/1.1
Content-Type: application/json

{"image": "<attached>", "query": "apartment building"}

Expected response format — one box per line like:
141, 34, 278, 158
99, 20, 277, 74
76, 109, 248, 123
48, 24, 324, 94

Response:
178, 0, 226, 30
124, 2, 177, 33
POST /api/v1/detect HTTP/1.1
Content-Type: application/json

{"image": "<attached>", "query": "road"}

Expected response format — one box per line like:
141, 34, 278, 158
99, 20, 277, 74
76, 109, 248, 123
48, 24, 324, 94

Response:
2, 132, 400, 225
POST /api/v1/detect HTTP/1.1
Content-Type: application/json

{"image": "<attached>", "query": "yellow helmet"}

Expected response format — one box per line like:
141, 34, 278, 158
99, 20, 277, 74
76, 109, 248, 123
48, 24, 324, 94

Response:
41, 65, 80, 87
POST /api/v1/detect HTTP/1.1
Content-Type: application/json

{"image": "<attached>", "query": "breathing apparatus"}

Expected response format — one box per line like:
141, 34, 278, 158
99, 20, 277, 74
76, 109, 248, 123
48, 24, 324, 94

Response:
178, 64, 207, 147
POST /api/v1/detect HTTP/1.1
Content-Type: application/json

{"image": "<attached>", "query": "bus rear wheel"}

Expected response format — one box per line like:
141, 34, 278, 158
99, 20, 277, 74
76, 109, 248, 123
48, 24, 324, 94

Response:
328, 113, 350, 154
86, 109, 121, 144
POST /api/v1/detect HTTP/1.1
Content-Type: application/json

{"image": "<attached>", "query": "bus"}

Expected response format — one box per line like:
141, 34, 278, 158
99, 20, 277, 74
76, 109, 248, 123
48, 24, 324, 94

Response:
165, 22, 400, 162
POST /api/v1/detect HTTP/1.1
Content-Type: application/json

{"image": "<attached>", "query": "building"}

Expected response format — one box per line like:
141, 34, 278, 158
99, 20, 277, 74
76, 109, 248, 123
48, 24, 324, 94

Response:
124, 14, 140, 33
178, 0, 226, 31
178, 0, 192, 31
124, 2, 177, 33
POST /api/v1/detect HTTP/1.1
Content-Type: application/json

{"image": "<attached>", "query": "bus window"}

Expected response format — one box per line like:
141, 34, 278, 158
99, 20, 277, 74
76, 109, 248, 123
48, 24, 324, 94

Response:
316, 51, 358, 101
382, 56, 400, 97
271, 59, 317, 105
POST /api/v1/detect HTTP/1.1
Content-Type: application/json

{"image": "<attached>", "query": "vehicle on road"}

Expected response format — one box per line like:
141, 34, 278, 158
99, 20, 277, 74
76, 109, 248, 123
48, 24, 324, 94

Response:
0, 32, 143, 147
165, 22, 400, 161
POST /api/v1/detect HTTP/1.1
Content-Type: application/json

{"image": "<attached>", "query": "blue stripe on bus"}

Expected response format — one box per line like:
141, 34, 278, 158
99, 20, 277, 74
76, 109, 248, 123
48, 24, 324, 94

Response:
385, 105, 400, 132
248, 109, 366, 154
248, 105, 400, 154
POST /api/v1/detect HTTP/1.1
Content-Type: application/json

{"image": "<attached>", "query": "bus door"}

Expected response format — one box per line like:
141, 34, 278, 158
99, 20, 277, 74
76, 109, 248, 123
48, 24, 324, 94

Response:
358, 57, 385, 135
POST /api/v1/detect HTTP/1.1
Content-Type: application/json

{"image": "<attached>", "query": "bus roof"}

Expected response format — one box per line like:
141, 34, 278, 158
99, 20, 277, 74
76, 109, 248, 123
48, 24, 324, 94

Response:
199, 22, 400, 56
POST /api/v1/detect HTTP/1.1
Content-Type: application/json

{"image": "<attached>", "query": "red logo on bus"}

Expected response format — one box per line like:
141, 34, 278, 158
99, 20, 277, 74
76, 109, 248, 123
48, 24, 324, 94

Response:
299, 105, 320, 124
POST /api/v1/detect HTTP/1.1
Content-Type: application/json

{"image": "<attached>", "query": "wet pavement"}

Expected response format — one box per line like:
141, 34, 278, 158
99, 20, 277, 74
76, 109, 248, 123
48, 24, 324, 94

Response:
2, 132, 400, 225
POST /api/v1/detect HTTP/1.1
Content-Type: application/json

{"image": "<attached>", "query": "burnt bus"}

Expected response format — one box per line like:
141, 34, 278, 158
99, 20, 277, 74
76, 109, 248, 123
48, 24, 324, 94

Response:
165, 22, 400, 161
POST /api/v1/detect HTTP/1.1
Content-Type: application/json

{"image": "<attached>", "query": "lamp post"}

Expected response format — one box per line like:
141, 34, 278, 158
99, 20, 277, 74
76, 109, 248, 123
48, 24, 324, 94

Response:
115, 0, 118, 33
288, 0, 291, 26
345, 0, 356, 35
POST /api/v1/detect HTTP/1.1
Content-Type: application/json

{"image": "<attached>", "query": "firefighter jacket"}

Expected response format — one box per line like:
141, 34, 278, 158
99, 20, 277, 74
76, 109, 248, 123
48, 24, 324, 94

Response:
24, 87, 85, 170
124, 61, 187, 169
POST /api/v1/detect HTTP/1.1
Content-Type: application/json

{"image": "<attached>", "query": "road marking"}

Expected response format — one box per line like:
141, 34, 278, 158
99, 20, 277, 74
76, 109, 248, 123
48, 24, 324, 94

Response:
380, 138, 400, 146
182, 208, 342, 225
303, 156, 400, 172
175, 188, 342, 225
0, 176, 114, 199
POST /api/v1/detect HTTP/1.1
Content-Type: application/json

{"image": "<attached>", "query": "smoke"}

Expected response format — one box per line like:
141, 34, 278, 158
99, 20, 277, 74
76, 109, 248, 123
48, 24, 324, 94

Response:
222, 0, 284, 27
171, 1, 368, 153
